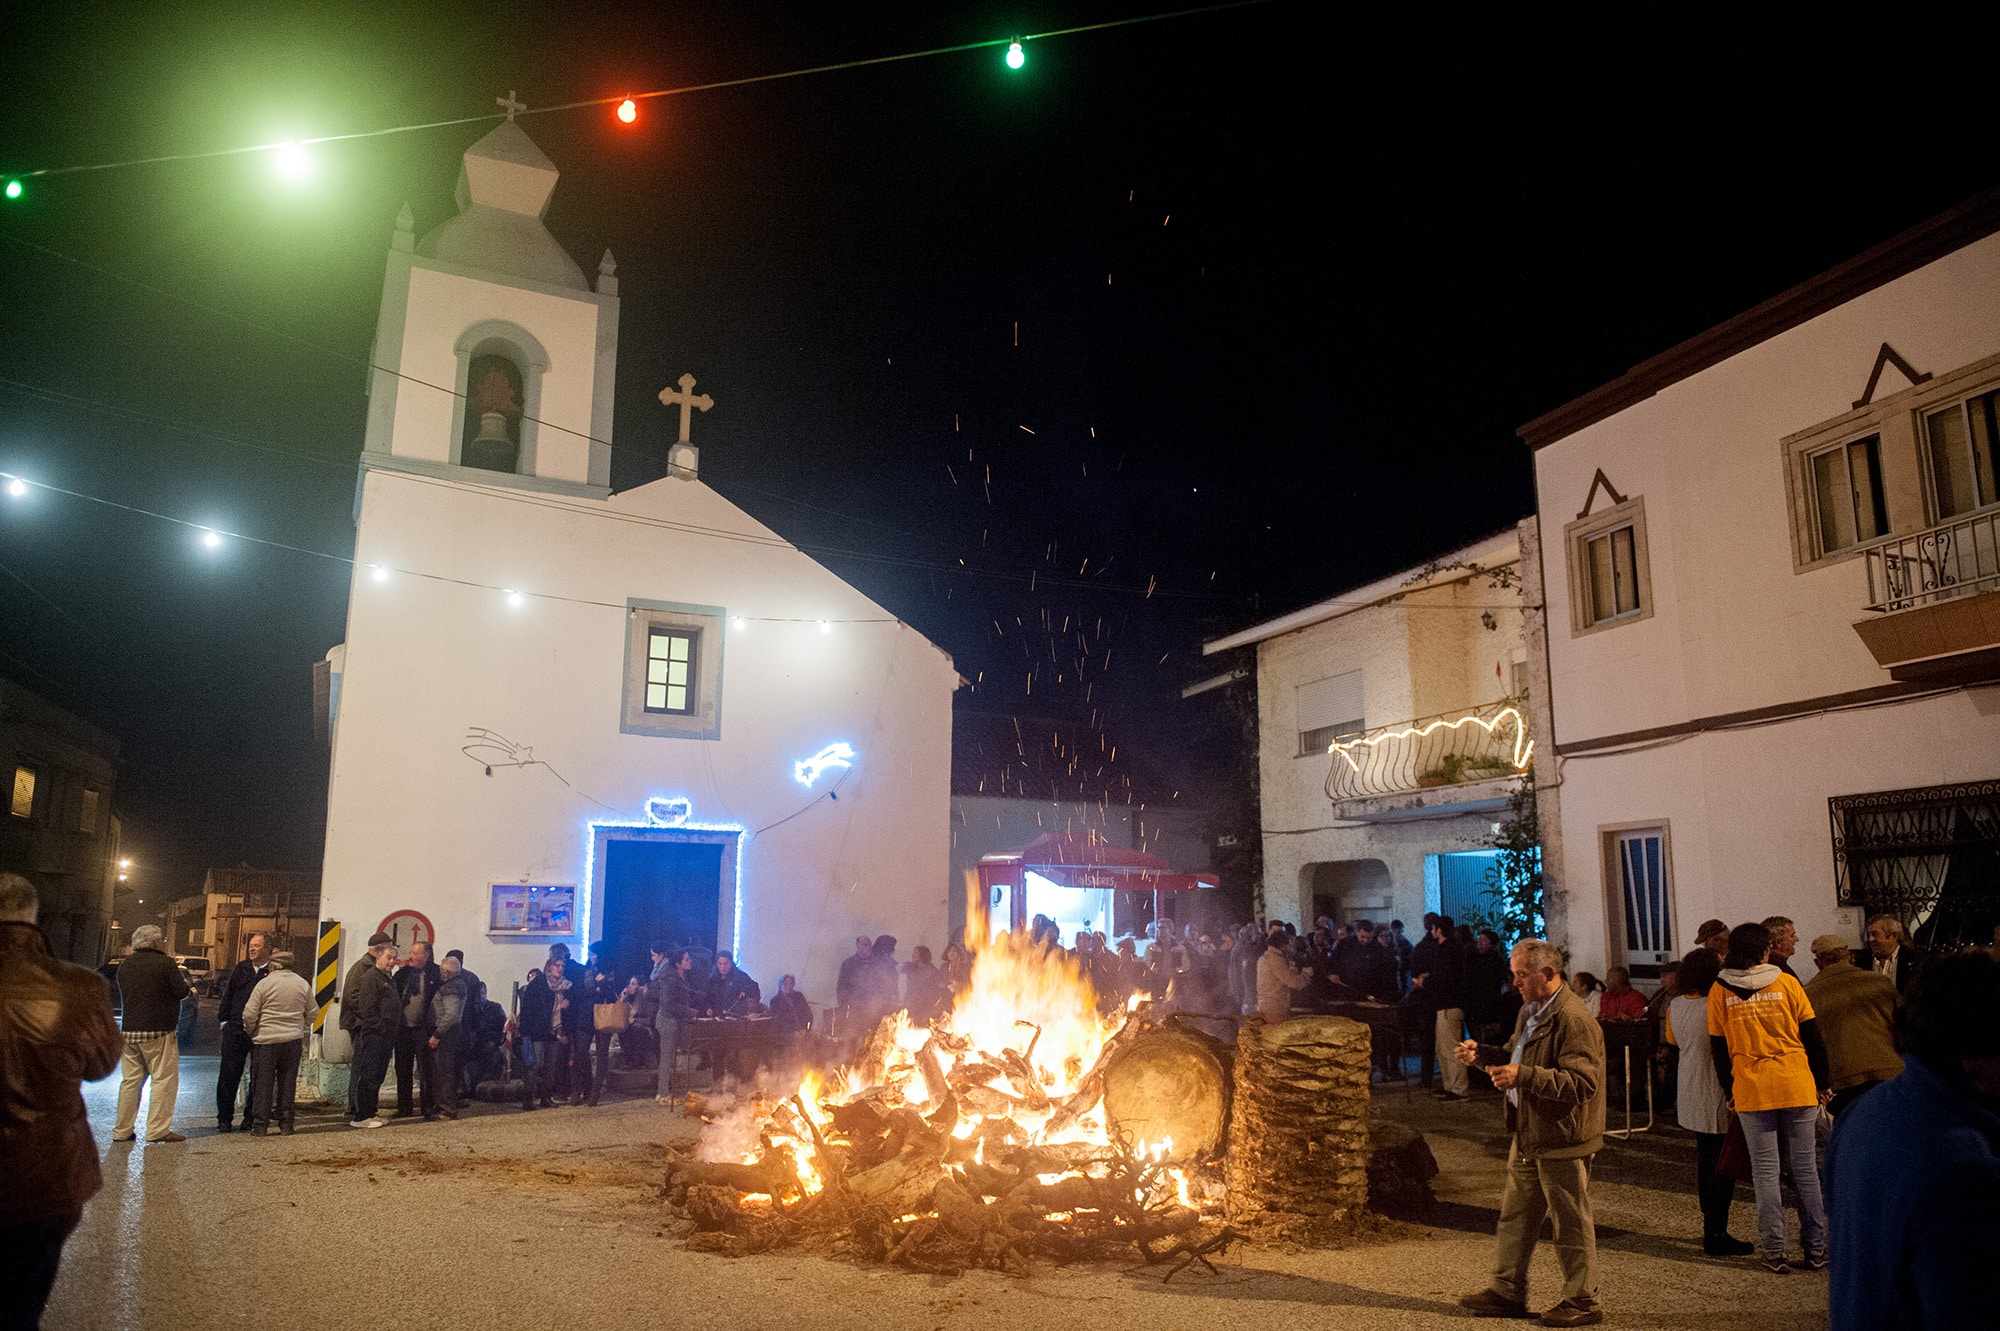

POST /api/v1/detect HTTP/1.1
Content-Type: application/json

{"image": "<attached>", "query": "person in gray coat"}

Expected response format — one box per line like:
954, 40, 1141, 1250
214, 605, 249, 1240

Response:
429, 957, 467, 1121
242, 952, 315, 1135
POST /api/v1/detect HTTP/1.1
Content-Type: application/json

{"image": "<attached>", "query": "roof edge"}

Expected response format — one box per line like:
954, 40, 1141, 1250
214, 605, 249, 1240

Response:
1517, 183, 2000, 452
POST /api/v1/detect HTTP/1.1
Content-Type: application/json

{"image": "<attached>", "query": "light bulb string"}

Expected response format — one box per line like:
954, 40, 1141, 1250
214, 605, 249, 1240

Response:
1, 1, 1277, 181
0, 467, 900, 623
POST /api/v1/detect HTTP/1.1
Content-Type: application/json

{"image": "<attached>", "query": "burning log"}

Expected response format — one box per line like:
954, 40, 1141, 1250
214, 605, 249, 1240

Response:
1224, 1015, 1372, 1244
1101, 1026, 1230, 1161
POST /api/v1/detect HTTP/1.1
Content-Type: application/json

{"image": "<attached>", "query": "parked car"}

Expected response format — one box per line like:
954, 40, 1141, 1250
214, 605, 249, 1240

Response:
177, 955, 213, 993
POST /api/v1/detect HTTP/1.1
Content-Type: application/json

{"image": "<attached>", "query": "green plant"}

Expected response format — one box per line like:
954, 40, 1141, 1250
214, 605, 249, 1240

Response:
1417, 752, 1516, 785
1462, 778, 1546, 945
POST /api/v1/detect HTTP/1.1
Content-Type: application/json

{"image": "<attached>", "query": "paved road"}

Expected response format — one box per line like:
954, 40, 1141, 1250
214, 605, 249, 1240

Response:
46, 1065, 1830, 1331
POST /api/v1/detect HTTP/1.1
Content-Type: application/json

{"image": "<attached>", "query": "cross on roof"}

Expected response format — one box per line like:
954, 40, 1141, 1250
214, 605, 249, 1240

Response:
496, 90, 526, 120
659, 373, 715, 444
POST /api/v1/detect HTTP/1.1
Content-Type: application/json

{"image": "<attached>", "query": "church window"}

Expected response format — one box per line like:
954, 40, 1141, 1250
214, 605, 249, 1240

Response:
645, 629, 699, 714
621, 600, 725, 740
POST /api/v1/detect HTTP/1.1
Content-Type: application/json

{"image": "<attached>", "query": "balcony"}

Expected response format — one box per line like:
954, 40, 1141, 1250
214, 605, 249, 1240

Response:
1322, 699, 1532, 820
1853, 508, 2000, 685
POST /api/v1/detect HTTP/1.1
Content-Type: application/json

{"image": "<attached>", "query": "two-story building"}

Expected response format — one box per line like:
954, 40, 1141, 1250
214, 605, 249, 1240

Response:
1522, 189, 2000, 982
1201, 529, 1543, 930
1, 677, 121, 965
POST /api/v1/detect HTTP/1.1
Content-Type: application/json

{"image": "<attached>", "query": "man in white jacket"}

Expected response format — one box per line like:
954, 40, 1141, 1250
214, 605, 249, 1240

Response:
242, 952, 316, 1136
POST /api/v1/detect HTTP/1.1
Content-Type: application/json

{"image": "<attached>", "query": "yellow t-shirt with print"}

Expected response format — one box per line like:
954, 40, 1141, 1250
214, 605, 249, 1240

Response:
1706, 971, 1817, 1112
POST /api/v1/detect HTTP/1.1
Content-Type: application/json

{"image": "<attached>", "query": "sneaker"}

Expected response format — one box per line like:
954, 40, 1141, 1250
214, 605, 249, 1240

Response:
144, 1132, 187, 1143
1703, 1235, 1754, 1257
1457, 1289, 1529, 1318
1760, 1255, 1791, 1274
349, 1119, 371, 1128
1801, 1252, 1828, 1272
216, 1121, 236, 1133
1538, 1301, 1605, 1328
1434, 1090, 1467, 1102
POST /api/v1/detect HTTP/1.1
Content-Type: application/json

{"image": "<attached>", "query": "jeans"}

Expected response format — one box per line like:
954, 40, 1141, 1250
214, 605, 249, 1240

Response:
248, 1039, 303, 1131
588, 1030, 615, 1103
394, 1025, 436, 1116
1692, 1130, 1739, 1238
0, 1211, 81, 1331
655, 1018, 680, 1098
351, 1029, 393, 1121
521, 1037, 556, 1106
217, 1022, 254, 1126
1739, 1105, 1827, 1259
1490, 1143, 1599, 1311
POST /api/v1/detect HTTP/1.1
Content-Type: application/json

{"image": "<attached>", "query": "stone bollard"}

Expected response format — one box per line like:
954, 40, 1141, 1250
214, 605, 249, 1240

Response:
1225, 1014, 1372, 1243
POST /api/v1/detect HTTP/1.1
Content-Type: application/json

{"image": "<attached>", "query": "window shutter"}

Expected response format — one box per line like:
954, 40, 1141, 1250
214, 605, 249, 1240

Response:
1297, 671, 1365, 733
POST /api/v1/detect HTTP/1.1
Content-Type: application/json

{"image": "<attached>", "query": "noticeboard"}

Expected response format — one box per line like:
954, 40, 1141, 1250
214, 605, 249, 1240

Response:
487, 883, 577, 936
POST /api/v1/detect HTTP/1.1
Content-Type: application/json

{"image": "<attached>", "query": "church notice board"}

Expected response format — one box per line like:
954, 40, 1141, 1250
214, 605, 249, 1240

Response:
488, 884, 577, 936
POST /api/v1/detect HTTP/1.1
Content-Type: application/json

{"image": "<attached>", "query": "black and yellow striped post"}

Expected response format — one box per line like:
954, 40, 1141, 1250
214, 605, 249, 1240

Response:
314, 921, 341, 1033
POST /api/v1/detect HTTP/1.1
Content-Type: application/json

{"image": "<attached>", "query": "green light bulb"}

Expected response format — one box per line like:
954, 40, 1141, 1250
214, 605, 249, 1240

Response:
1005, 41, 1025, 70
3, 180, 20, 200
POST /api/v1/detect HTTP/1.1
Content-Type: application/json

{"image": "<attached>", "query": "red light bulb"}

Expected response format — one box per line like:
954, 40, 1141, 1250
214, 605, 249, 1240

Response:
616, 98, 637, 124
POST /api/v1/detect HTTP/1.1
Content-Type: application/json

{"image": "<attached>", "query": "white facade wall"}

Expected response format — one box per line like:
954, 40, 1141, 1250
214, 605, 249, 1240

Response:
1249, 549, 1527, 928
320, 465, 955, 1040
1536, 231, 2000, 976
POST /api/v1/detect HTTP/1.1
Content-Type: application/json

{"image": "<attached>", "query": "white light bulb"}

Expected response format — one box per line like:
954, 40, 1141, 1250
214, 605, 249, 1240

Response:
202, 530, 222, 549
507, 590, 524, 607
370, 564, 388, 583
818, 620, 831, 633
4, 478, 24, 498
275, 143, 310, 180
732, 617, 747, 630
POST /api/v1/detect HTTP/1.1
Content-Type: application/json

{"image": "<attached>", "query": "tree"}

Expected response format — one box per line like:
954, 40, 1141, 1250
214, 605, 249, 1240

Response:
1465, 778, 1545, 945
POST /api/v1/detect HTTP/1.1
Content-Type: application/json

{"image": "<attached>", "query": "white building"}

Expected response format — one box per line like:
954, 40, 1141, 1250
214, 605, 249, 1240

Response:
1201, 530, 1540, 931
1522, 190, 2000, 984
317, 120, 957, 1041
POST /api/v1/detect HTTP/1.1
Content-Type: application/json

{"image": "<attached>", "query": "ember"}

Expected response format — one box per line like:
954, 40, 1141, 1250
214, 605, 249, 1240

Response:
662, 928, 1240, 1274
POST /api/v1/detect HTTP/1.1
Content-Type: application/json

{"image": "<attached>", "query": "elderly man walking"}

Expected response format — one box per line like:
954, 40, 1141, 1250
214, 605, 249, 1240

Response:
1455, 938, 1608, 1327
113, 923, 192, 1144
1, 873, 123, 1330
242, 951, 315, 1135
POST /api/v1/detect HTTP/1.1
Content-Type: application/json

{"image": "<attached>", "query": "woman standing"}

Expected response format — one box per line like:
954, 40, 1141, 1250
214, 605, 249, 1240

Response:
1706, 921, 1829, 1273
1663, 949, 1750, 1255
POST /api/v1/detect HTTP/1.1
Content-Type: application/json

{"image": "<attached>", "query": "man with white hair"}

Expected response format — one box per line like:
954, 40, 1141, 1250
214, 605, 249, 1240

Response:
113, 922, 192, 1144
1, 872, 122, 1329
1454, 938, 1608, 1327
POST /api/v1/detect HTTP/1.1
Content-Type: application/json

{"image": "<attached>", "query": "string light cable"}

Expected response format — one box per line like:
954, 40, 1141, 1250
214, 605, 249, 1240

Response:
1, 1, 1279, 184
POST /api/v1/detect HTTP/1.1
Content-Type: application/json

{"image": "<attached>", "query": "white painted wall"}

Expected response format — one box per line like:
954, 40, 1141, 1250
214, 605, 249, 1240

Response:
319, 466, 957, 1039
1535, 231, 2000, 976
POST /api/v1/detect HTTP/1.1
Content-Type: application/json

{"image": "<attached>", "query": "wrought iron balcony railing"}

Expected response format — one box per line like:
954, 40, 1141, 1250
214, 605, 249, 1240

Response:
1861, 506, 2000, 614
1323, 699, 1533, 803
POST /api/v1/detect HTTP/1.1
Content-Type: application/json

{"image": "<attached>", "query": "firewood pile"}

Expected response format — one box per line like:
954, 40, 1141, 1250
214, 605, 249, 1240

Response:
1224, 1014, 1372, 1242
661, 1005, 1241, 1276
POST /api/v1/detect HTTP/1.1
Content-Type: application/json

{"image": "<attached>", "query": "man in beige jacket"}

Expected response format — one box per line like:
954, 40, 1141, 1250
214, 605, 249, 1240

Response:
1455, 938, 1607, 1327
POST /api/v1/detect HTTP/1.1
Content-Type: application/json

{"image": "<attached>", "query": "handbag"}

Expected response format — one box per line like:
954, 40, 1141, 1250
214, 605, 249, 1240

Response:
1717, 1110, 1753, 1181
593, 1001, 633, 1032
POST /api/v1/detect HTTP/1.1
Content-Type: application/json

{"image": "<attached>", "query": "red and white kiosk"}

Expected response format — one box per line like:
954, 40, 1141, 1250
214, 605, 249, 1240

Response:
974, 833, 1219, 945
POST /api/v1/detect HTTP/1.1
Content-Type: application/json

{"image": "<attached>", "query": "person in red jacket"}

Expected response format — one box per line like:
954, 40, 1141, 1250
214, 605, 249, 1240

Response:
0, 873, 122, 1329
1597, 967, 1648, 1022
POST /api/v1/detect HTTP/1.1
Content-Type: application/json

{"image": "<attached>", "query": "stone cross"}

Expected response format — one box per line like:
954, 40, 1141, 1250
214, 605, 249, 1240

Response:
496, 90, 526, 121
659, 373, 714, 443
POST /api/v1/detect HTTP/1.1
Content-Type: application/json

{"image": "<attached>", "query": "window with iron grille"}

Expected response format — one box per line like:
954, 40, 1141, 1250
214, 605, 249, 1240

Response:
1830, 780, 2000, 951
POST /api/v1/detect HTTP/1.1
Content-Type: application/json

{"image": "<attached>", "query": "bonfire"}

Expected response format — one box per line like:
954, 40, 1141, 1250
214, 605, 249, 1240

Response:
663, 928, 1242, 1276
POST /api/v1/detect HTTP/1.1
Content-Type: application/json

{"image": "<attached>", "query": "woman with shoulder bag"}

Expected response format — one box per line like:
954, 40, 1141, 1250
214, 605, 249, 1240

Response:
1706, 922, 1830, 1274
1663, 948, 1750, 1255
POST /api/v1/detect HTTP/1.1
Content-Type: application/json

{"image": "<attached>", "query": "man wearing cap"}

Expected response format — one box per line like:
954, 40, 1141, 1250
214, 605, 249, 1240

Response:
113, 924, 191, 1144
242, 952, 315, 1135
1694, 919, 1730, 956
338, 932, 400, 1128
1804, 934, 1902, 1119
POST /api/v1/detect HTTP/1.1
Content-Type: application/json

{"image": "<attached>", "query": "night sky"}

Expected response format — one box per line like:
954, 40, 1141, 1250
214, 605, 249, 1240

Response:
4, 3, 1999, 910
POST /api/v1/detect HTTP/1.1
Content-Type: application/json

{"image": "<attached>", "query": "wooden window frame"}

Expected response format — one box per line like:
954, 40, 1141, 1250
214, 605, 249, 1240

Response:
1563, 496, 1654, 637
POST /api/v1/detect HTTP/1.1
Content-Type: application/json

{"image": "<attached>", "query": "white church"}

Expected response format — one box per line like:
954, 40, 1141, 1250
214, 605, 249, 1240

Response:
316, 114, 956, 1041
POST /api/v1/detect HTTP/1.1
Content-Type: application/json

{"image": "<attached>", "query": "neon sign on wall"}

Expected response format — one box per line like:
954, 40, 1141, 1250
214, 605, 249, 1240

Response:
793, 742, 855, 787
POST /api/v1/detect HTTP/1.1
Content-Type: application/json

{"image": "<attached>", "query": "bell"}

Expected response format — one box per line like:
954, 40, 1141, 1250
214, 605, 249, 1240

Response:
463, 410, 518, 473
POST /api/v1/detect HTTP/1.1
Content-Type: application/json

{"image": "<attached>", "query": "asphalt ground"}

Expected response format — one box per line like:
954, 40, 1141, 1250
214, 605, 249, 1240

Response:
45, 1056, 1831, 1331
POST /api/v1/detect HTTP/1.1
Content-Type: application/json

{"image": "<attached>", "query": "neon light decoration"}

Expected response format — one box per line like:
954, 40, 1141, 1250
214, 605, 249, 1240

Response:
793, 742, 856, 787
582, 797, 747, 959
1325, 706, 1534, 774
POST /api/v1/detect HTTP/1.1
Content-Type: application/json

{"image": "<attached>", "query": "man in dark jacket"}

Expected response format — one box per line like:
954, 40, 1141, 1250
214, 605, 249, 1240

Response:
213, 931, 274, 1132
338, 931, 392, 1121
836, 935, 873, 1038
444, 949, 484, 1104
1421, 916, 1471, 1101
428, 957, 467, 1121
516, 957, 563, 1110
114, 923, 191, 1143
707, 951, 762, 1015
1, 874, 122, 1330
1860, 914, 1925, 999
341, 936, 400, 1128
1456, 938, 1608, 1326
392, 941, 443, 1119
1826, 950, 2000, 1331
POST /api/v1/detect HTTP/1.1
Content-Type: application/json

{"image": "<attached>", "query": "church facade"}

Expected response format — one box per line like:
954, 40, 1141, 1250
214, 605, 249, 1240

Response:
317, 119, 956, 1043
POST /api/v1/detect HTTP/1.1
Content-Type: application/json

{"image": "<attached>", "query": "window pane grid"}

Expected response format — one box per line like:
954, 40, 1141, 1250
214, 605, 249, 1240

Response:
1583, 522, 1641, 624
643, 629, 699, 715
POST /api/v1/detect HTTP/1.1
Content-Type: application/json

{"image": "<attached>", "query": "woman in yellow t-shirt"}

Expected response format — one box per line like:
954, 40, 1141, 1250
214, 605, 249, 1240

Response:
1706, 921, 1830, 1274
